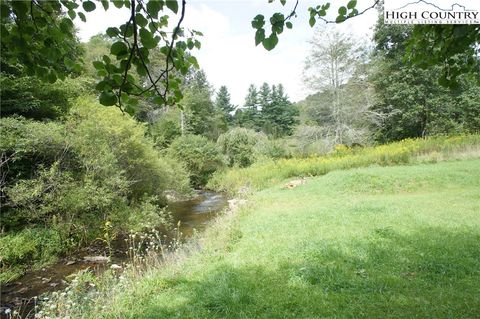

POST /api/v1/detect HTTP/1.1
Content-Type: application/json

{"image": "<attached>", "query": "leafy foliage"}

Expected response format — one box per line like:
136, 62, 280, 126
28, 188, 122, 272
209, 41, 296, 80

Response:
167, 135, 224, 187
406, 25, 480, 87
1, 0, 202, 112
371, 17, 480, 142
217, 128, 268, 167
148, 107, 182, 149
0, 74, 94, 120
234, 83, 298, 137
0, 98, 190, 279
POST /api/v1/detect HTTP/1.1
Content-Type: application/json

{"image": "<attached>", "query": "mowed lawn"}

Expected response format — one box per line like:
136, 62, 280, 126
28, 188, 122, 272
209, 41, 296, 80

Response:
96, 160, 480, 318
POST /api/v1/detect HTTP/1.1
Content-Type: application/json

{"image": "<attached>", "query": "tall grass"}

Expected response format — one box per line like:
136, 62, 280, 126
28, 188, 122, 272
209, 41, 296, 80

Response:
33, 159, 480, 318
208, 135, 480, 192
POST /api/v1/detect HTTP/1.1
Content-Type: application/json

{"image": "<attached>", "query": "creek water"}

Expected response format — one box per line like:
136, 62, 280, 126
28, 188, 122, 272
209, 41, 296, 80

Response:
0, 190, 227, 318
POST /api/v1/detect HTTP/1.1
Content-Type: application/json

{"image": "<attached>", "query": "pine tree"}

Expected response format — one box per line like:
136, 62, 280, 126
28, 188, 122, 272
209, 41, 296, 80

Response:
261, 84, 298, 137
235, 84, 261, 130
215, 86, 235, 125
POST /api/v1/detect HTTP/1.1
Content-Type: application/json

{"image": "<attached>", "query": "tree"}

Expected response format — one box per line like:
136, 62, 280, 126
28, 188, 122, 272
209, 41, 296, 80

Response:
182, 70, 220, 139
261, 84, 299, 137
2, 0, 477, 111
303, 28, 376, 145
1, 0, 201, 113
235, 84, 261, 130
214, 86, 235, 126
371, 14, 480, 142
253, 1, 478, 85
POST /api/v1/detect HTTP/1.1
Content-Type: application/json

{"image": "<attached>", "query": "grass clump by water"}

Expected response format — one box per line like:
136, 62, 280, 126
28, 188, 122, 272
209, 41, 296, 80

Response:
40, 159, 480, 318
208, 134, 480, 193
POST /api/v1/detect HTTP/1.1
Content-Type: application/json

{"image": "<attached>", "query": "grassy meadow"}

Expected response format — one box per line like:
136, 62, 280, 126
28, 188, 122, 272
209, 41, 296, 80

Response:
45, 155, 480, 318
209, 135, 480, 193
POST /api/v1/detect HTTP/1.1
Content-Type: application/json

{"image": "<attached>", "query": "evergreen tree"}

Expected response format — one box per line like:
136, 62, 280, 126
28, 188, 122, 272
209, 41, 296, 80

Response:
235, 84, 261, 130
261, 84, 299, 137
215, 86, 235, 126
183, 70, 217, 139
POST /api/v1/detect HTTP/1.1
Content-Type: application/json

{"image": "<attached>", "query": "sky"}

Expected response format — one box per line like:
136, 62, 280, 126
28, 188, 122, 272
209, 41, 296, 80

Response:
76, 0, 377, 106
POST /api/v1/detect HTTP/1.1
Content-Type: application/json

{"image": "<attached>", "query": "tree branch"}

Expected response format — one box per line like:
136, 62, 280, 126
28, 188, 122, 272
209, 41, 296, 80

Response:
316, 0, 379, 24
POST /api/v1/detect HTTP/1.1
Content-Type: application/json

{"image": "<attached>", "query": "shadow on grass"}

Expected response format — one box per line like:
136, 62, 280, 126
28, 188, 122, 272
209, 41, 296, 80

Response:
136, 227, 480, 319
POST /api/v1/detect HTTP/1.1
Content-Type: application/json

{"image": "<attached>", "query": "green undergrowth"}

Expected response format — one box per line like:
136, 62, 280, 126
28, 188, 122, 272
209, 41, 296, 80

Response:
208, 135, 480, 193
42, 159, 480, 318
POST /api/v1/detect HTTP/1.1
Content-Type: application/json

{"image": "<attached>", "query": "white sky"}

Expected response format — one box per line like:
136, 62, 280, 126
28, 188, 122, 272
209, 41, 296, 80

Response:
76, 0, 377, 105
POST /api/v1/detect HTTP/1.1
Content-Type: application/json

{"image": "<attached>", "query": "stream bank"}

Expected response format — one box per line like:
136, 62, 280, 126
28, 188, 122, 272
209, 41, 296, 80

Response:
0, 191, 227, 318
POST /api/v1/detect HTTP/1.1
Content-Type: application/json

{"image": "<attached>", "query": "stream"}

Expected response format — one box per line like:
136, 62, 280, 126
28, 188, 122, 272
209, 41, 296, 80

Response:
0, 191, 228, 318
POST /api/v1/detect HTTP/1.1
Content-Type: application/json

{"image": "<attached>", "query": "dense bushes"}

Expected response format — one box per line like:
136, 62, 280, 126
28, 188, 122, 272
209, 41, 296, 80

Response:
0, 98, 190, 282
0, 74, 94, 120
167, 135, 224, 188
217, 128, 268, 167
148, 108, 182, 149
0, 228, 63, 283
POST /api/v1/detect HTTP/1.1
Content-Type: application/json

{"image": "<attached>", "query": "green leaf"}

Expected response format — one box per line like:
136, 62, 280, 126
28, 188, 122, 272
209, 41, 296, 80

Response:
68, 10, 76, 19
255, 28, 265, 46
93, 61, 104, 70
166, 0, 178, 14
106, 27, 119, 37
136, 13, 148, 28
136, 63, 147, 76
101, 0, 109, 10
83, 1, 96, 12
113, 0, 124, 9
187, 39, 194, 50
102, 55, 111, 64
110, 41, 128, 56
335, 15, 346, 23
286, 21, 293, 29
99, 91, 117, 106
187, 56, 199, 68
95, 80, 109, 91
78, 12, 86, 22
174, 89, 183, 101
11, 1, 28, 18
152, 96, 165, 105
251, 15, 265, 29
338, 6, 347, 15
309, 16, 316, 27
262, 33, 278, 51
1, 3, 10, 18
280, 0, 286, 5
146, 0, 162, 19
139, 28, 157, 49
112, 74, 124, 85
347, 0, 357, 9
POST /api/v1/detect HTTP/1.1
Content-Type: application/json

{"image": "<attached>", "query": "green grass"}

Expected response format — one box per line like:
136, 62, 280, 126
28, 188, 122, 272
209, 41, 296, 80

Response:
61, 159, 480, 318
208, 134, 480, 193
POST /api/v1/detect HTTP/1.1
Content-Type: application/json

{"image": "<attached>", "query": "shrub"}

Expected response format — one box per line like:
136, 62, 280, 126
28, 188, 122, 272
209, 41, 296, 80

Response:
0, 98, 192, 279
67, 98, 190, 200
255, 139, 290, 160
217, 128, 268, 167
148, 108, 182, 149
0, 228, 63, 283
168, 135, 224, 187
0, 74, 94, 120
